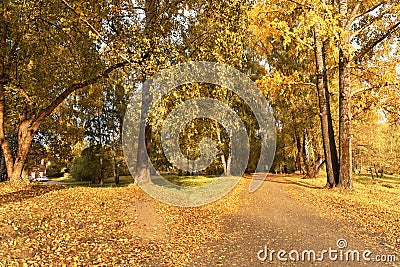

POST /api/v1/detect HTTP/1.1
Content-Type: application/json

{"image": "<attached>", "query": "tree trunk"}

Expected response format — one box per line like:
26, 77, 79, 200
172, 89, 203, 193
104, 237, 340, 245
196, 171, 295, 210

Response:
2, 120, 35, 186
225, 148, 232, 176
294, 131, 304, 173
313, 22, 340, 188
338, 0, 353, 189
135, 0, 157, 185
113, 159, 120, 185
301, 130, 314, 178
0, 151, 6, 181
135, 77, 152, 185
99, 157, 104, 185
312, 155, 324, 178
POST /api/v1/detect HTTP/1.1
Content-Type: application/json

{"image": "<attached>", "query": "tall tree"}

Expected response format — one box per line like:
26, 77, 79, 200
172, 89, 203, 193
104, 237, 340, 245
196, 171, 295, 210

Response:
249, 0, 400, 189
0, 0, 129, 185
313, 20, 340, 187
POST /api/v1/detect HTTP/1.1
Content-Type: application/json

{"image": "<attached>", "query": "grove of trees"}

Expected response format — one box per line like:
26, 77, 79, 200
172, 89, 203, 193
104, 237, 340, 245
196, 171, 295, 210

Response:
0, 0, 399, 190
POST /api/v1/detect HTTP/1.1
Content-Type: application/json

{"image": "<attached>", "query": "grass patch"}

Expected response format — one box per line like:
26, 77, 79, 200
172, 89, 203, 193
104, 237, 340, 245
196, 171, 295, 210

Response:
48, 175, 134, 187
52, 174, 221, 188
49, 176, 75, 183
158, 174, 219, 187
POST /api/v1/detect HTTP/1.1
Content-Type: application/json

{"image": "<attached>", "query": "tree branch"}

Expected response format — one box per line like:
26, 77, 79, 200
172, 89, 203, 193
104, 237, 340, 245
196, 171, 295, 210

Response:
16, 84, 33, 106
347, 1, 361, 29
350, 10, 390, 41
352, 21, 400, 63
285, 0, 312, 9
33, 62, 128, 128
351, 2, 385, 22
351, 83, 398, 97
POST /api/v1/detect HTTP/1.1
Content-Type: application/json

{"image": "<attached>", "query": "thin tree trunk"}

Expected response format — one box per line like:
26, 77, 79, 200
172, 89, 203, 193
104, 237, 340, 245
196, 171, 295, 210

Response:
0, 152, 6, 181
313, 22, 340, 187
225, 148, 232, 176
294, 131, 304, 173
98, 157, 104, 185
112, 156, 119, 185
217, 130, 226, 175
338, 0, 353, 189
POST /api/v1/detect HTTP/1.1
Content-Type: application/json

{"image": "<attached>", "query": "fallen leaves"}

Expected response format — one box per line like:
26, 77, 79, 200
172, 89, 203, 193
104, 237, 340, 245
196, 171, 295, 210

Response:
281, 175, 400, 253
0, 180, 244, 266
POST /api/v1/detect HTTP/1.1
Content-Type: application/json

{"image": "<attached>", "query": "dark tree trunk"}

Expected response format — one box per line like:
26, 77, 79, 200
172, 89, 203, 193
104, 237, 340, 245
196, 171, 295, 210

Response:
314, 22, 340, 187
0, 152, 6, 181
294, 131, 304, 174
112, 156, 119, 185
338, 0, 353, 189
99, 157, 105, 185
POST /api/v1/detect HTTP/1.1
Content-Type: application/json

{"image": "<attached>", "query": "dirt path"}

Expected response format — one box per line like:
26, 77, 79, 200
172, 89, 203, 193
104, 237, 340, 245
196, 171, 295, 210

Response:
189, 176, 398, 266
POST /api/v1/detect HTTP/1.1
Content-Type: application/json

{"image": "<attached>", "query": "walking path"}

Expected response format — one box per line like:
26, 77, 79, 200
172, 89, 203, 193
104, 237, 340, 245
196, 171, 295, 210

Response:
190, 176, 398, 266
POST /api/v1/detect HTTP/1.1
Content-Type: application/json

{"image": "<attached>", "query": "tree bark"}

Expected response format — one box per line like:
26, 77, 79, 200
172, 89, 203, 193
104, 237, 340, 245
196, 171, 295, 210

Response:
313, 22, 340, 187
0, 1, 29, 185
135, 77, 152, 184
134, 0, 157, 185
294, 131, 304, 173
225, 148, 232, 176
338, 0, 353, 189
0, 1, 128, 186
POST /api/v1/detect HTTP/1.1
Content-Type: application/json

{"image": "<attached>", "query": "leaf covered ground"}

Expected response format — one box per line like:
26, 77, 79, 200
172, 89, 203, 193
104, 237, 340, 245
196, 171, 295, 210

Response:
0, 181, 244, 266
1, 174, 398, 266
282, 173, 400, 252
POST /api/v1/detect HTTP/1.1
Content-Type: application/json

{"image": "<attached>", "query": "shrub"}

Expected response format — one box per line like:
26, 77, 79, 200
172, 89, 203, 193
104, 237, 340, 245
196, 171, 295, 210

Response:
70, 145, 112, 182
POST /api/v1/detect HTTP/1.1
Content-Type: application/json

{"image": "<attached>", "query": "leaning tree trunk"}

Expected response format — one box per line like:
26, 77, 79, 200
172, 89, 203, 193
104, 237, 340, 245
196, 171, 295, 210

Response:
313, 22, 340, 188
338, 0, 353, 189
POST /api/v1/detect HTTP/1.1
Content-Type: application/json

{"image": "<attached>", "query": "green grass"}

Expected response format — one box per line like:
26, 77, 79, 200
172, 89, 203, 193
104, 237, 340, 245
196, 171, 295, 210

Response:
157, 174, 219, 187
48, 174, 220, 188
49, 176, 76, 183
48, 175, 134, 187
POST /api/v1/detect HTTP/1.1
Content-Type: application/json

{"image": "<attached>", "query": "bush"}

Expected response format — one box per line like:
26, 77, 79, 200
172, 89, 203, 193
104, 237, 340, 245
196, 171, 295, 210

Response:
70, 145, 112, 182
47, 165, 65, 178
